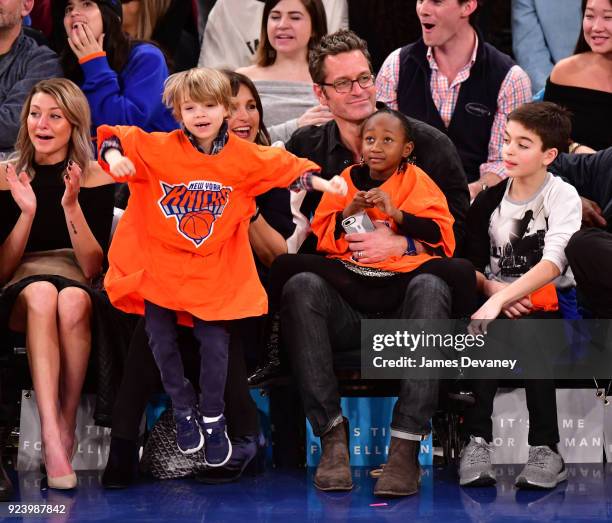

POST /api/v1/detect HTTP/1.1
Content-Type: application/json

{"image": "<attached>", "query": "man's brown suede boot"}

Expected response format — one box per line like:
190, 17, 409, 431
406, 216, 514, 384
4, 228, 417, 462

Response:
314, 418, 353, 491
373, 436, 421, 497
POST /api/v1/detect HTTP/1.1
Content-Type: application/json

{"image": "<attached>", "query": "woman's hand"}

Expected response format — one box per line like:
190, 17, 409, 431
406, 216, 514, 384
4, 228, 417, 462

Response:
67, 22, 104, 61
297, 105, 333, 128
5, 163, 36, 217
343, 191, 372, 218
61, 160, 82, 210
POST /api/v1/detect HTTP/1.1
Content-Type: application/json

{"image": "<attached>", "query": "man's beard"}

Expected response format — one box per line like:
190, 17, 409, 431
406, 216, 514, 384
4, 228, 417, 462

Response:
0, 11, 22, 32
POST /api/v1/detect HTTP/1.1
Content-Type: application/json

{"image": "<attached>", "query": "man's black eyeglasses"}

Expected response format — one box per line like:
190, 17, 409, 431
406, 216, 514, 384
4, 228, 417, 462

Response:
319, 74, 375, 94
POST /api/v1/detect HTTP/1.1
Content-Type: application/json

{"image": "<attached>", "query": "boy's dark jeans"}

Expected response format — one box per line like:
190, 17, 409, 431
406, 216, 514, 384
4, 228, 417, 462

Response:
462, 310, 561, 446
282, 272, 452, 439
144, 300, 229, 417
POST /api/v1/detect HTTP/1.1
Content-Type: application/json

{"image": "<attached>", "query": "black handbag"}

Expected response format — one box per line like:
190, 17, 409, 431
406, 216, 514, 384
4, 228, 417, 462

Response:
140, 410, 207, 479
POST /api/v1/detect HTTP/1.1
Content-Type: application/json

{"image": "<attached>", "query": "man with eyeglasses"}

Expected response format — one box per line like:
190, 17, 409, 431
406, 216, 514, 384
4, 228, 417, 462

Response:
256, 29, 469, 498
283, 30, 469, 257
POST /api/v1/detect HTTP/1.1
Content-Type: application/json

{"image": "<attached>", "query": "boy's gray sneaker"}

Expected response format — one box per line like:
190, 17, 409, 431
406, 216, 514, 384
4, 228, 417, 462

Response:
515, 446, 568, 489
459, 436, 496, 487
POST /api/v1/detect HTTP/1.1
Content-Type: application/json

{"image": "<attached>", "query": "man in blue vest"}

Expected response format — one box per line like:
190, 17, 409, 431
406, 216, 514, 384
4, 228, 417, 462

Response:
376, 0, 532, 201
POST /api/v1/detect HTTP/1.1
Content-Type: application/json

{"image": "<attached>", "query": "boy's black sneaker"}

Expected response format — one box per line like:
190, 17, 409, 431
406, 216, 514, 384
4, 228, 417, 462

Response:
176, 413, 204, 455
199, 415, 232, 467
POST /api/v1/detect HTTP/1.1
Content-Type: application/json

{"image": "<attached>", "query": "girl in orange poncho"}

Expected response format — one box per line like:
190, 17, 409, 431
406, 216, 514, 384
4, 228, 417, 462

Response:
267, 108, 477, 319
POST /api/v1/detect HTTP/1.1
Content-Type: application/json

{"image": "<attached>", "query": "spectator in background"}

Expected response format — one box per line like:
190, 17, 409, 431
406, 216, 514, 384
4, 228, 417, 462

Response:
376, 0, 532, 200
237, 0, 334, 143
121, 0, 200, 72
348, 0, 423, 73
0, 0, 62, 154
348, 0, 513, 75
52, 0, 178, 136
544, 0, 612, 151
512, 0, 582, 94
199, 0, 347, 70
551, 146, 611, 230
223, 70, 295, 272
566, 160, 612, 318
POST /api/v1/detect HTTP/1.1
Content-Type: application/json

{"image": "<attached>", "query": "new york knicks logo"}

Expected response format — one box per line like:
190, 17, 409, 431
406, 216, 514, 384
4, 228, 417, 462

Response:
158, 180, 232, 246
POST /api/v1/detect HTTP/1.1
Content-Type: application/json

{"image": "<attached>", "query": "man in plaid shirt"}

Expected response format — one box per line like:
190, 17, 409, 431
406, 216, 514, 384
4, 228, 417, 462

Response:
376, 0, 531, 201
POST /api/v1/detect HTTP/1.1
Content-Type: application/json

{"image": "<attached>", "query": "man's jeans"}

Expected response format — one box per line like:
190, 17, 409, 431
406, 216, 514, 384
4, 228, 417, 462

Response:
282, 273, 451, 439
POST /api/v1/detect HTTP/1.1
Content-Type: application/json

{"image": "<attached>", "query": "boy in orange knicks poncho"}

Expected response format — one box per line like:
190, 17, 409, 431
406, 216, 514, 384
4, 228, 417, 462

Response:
97, 68, 347, 466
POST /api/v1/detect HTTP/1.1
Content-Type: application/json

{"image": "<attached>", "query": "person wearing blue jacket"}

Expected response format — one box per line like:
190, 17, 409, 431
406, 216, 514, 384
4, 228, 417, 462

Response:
511, 0, 582, 93
52, 0, 178, 135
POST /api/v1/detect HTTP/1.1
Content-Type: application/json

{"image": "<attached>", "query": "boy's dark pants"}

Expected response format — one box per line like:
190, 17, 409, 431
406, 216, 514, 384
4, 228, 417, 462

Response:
462, 310, 561, 447
144, 300, 229, 417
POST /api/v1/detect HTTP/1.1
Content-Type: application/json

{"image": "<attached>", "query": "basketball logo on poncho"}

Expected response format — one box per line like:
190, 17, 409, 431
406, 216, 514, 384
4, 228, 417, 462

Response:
158, 180, 232, 247
179, 210, 215, 242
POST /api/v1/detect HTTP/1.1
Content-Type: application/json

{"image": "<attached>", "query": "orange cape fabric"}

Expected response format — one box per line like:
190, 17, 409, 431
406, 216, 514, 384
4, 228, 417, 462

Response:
97, 125, 319, 323
311, 164, 455, 272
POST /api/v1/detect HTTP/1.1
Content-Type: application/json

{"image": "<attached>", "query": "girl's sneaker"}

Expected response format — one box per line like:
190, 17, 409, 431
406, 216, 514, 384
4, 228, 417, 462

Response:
175, 413, 204, 455
199, 415, 232, 467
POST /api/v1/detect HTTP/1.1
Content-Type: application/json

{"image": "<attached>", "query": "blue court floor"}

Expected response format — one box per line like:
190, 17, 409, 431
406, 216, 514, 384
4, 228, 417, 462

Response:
6, 464, 612, 522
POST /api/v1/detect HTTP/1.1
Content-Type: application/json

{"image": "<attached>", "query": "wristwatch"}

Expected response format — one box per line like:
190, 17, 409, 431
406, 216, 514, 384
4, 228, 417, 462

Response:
404, 236, 417, 256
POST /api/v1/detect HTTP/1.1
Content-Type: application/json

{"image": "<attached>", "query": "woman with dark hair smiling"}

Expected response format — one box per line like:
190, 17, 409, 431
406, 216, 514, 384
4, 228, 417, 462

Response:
224, 70, 295, 269
52, 0, 177, 134
237, 0, 333, 143
544, 0, 612, 150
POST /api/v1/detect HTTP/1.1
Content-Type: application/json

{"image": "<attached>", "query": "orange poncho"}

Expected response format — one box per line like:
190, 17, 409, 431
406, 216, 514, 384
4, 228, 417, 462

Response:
97, 125, 319, 323
311, 164, 455, 272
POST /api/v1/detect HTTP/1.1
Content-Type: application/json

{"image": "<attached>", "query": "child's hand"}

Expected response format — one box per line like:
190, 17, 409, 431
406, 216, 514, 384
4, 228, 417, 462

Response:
365, 188, 395, 215
501, 297, 533, 318
343, 191, 372, 218
108, 154, 136, 178
5, 163, 36, 217
482, 279, 532, 318
468, 296, 503, 335
311, 175, 348, 196
327, 175, 348, 196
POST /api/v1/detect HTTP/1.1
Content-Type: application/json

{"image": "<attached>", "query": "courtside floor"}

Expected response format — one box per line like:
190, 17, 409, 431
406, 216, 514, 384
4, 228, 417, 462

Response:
5, 464, 612, 522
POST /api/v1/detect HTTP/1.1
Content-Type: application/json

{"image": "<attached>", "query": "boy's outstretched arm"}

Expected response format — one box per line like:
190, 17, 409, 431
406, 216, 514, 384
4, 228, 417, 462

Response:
309, 174, 348, 196
100, 137, 136, 179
